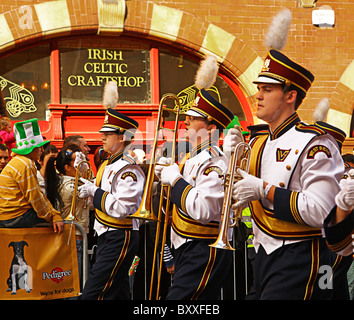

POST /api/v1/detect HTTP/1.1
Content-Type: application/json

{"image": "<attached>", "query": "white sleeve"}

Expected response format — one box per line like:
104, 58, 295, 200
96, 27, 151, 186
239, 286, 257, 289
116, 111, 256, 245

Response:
170, 157, 227, 224
93, 165, 145, 219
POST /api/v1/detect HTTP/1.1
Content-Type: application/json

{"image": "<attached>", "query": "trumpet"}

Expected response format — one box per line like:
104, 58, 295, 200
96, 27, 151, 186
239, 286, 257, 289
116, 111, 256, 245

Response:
67, 160, 93, 220
209, 142, 251, 251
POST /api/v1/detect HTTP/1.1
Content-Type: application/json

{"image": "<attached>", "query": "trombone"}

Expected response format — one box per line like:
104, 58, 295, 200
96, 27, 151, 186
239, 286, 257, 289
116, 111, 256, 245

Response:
129, 93, 181, 222
128, 93, 182, 299
209, 141, 251, 251
67, 160, 93, 221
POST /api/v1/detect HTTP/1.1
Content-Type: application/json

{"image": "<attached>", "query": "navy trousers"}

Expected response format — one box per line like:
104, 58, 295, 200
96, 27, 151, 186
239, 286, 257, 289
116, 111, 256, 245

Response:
254, 238, 351, 300
166, 240, 232, 300
81, 229, 138, 300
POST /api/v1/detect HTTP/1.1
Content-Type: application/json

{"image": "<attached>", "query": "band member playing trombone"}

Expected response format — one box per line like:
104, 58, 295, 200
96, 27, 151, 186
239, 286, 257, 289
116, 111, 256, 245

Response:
156, 89, 234, 300
78, 108, 145, 300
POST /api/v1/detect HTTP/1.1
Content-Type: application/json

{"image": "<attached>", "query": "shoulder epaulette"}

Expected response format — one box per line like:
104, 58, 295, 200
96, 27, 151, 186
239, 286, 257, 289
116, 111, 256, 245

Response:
314, 121, 346, 151
207, 144, 222, 158
122, 154, 136, 165
247, 124, 269, 140
295, 122, 327, 136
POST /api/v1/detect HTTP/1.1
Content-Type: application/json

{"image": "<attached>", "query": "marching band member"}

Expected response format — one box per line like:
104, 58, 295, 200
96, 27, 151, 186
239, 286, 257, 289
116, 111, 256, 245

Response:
323, 169, 354, 257
225, 8, 352, 300
78, 106, 145, 300
225, 47, 352, 299
156, 89, 234, 300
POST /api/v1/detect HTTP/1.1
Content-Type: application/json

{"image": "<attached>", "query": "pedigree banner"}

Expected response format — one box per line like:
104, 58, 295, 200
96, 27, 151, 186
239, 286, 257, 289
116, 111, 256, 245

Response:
0, 225, 80, 300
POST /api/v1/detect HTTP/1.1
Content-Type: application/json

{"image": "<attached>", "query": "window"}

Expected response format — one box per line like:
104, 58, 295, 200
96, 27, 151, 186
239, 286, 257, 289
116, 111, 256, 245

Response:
158, 49, 245, 121
0, 45, 51, 121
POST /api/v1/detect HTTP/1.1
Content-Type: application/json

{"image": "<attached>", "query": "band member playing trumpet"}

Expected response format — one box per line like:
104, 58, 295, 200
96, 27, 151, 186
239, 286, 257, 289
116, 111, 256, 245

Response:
225, 48, 352, 299
78, 108, 145, 300
155, 89, 234, 300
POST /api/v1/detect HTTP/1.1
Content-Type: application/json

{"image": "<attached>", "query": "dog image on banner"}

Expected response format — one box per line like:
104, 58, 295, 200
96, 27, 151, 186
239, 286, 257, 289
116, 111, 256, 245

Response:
7, 241, 32, 295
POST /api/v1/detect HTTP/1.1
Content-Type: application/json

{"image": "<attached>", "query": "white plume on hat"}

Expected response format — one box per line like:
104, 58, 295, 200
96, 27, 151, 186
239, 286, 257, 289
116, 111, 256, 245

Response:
313, 98, 330, 122
265, 8, 292, 50
194, 55, 219, 90
103, 81, 118, 109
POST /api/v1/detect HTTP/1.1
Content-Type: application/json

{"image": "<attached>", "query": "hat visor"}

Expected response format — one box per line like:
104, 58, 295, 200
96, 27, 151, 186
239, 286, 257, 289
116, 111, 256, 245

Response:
184, 109, 207, 118
12, 140, 50, 156
99, 126, 119, 133
253, 76, 283, 85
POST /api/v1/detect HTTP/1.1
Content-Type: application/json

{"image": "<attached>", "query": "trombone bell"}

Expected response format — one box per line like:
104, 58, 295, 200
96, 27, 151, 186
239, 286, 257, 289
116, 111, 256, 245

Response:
128, 164, 159, 222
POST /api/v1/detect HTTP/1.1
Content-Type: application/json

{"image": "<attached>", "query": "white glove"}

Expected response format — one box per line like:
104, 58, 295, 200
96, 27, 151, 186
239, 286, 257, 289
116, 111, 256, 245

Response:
223, 126, 244, 160
232, 169, 264, 209
335, 169, 354, 211
155, 157, 171, 180
78, 177, 98, 199
73, 151, 88, 172
161, 163, 182, 186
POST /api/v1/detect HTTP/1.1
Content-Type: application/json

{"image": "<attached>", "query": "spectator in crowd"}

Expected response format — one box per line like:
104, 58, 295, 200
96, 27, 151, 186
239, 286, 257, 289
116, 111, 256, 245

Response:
64, 135, 91, 160
0, 116, 16, 155
36, 144, 58, 195
0, 118, 63, 234
45, 143, 90, 290
0, 88, 15, 155
0, 143, 9, 172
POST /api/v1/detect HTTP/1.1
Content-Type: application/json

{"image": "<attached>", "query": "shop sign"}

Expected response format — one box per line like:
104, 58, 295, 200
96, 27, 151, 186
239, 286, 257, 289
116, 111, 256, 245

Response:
61, 48, 150, 104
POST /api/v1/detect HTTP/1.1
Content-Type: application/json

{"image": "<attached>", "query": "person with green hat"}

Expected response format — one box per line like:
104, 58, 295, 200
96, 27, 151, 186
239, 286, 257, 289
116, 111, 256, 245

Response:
0, 118, 63, 234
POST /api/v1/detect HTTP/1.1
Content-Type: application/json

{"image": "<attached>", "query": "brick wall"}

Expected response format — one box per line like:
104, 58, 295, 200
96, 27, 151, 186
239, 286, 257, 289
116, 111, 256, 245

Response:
153, 0, 354, 128
0, 0, 353, 137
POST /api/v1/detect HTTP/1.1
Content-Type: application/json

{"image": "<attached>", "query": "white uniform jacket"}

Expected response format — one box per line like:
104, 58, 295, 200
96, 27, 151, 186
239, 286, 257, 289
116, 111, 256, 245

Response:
250, 113, 344, 254
169, 141, 228, 249
93, 150, 145, 236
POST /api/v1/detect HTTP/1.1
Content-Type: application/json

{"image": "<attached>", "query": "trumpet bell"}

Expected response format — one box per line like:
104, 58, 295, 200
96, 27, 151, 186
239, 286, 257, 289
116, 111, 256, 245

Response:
209, 141, 252, 251
209, 238, 235, 251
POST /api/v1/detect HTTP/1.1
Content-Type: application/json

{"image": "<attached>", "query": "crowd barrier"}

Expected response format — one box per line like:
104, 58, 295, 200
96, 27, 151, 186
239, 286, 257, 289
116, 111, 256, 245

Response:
0, 219, 252, 300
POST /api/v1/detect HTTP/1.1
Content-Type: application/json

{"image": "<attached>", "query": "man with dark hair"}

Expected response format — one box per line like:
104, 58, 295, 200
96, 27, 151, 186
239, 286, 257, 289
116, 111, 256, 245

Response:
63, 135, 91, 160
0, 143, 9, 172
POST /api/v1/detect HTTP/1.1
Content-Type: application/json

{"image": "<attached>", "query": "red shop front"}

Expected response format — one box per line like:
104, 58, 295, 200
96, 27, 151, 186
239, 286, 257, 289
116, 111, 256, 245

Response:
0, 35, 252, 170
